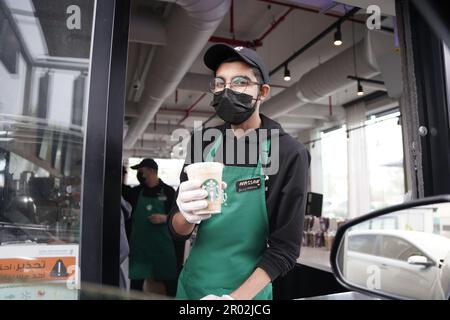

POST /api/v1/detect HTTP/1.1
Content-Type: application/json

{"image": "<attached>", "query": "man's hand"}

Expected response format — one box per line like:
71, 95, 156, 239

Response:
176, 180, 211, 224
176, 179, 227, 225
148, 214, 167, 224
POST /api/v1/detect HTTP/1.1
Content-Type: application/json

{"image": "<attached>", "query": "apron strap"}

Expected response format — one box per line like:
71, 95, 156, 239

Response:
205, 134, 223, 162
260, 138, 271, 166
205, 132, 271, 170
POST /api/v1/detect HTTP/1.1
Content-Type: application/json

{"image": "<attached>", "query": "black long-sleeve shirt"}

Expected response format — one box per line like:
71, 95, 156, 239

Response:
168, 114, 311, 281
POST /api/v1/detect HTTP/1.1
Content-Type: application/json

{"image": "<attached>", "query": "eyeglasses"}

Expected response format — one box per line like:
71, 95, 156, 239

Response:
209, 76, 261, 94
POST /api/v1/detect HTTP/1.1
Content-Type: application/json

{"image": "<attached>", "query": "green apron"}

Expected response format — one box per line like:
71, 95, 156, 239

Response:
176, 134, 273, 300
129, 188, 177, 281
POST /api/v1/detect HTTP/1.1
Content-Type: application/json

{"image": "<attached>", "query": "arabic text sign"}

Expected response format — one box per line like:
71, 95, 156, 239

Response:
0, 256, 76, 284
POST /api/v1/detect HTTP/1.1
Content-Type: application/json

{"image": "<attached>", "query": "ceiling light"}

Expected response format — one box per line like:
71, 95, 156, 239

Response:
283, 64, 291, 82
357, 80, 364, 96
334, 25, 343, 46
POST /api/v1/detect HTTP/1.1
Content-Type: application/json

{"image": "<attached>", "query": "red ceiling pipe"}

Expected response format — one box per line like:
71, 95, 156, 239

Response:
209, 1, 367, 49
256, 7, 293, 43
186, 93, 207, 113
329, 95, 333, 117
210, 6, 293, 48
258, 0, 366, 25
177, 93, 207, 125
230, 0, 235, 35
209, 36, 260, 48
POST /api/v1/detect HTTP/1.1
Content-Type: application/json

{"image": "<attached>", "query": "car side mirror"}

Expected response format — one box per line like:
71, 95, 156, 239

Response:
407, 255, 435, 267
330, 195, 450, 300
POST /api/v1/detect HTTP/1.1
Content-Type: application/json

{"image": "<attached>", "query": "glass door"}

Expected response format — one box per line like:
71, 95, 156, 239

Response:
0, 0, 99, 299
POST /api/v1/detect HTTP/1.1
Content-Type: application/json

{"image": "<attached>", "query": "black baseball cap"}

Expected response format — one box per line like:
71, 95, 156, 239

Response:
131, 158, 158, 171
204, 44, 270, 84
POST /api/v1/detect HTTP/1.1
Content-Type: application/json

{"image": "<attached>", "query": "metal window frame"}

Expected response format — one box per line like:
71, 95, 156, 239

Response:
407, 2, 450, 197
396, 0, 450, 198
444, 45, 450, 145
80, 0, 130, 287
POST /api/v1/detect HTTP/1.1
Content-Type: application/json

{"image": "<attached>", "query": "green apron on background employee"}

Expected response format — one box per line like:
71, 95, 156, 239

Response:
128, 158, 177, 295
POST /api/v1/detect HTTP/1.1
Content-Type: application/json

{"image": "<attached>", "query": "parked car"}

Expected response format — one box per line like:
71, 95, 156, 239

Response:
331, 195, 450, 300
342, 229, 450, 299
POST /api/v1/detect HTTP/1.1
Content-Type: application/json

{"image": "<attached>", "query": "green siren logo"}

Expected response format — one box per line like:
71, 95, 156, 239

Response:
202, 179, 220, 201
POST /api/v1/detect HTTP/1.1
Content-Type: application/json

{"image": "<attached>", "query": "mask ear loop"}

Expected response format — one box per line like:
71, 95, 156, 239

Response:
251, 85, 263, 105
251, 93, 260, 111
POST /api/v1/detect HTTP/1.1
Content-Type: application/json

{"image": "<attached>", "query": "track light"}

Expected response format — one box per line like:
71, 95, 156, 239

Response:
334, 25, 343, 46
283, 64, 291, 82
357, 80, 364, 96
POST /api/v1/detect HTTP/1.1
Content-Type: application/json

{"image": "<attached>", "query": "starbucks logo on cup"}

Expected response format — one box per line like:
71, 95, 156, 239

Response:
202, 179, 220, 201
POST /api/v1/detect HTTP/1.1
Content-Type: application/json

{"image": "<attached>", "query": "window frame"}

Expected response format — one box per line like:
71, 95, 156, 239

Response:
80, 0, 130, 287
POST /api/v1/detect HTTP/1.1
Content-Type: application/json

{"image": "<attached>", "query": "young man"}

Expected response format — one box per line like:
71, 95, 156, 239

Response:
169, 44, 311, 300
128, 158, 177, 295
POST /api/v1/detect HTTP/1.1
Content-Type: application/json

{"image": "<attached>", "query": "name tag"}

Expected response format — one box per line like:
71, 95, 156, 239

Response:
236, 177, 262, 193
158, 195, 167, 201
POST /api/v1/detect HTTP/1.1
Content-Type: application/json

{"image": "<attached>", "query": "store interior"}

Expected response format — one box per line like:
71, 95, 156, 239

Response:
1, 0, 450, 300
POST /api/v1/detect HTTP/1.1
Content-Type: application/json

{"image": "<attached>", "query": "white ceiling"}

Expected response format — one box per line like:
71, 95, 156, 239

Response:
336, 0, 396, 16
124, 0, 396, 157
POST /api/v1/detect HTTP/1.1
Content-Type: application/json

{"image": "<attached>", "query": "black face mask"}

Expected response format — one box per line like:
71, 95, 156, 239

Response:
137, 172, 146, 185
210, 88, 258, 125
